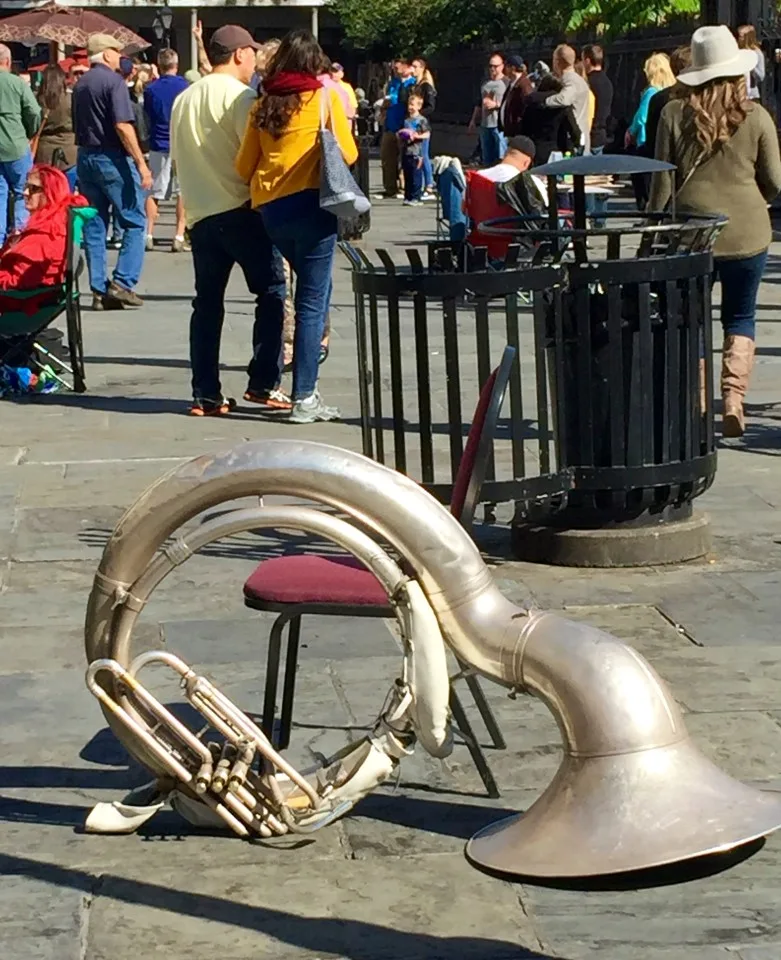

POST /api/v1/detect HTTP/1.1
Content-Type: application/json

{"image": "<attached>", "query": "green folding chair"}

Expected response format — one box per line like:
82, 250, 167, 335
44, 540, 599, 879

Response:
0, 205, 97, 393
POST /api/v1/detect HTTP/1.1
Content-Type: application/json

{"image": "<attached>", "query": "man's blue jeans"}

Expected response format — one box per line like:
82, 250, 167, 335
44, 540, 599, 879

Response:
421, 137, 433, 189
479, 126, 506, 167
77, 149, 146, 293
261, 190, 337, 400
0, 149, 33, 245
189, 205, 286, 402
435, 164, 467, 241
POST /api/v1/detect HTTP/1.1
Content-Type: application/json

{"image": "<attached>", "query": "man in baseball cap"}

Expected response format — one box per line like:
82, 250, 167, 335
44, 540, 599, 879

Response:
170, 25, 285, 416
72, 32, 151, 309
209, 25, 260, 56
86, 34, 123, 57
500, 55, 533, 137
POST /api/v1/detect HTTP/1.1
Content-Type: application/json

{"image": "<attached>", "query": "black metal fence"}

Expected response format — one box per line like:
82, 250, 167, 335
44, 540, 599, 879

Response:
342, 214, 721, 529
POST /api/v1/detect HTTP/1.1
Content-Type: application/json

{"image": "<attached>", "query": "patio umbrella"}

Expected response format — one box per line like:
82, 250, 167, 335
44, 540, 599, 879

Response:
0, 3, 149, 54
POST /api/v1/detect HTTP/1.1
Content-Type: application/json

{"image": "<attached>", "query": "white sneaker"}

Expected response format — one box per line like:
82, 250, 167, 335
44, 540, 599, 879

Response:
288, 391, 340, 424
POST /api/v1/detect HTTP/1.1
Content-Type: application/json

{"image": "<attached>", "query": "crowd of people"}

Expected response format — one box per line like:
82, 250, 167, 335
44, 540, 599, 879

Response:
0, 20, 778, 439
0, 24, 362, 420
410, 25, 778, 439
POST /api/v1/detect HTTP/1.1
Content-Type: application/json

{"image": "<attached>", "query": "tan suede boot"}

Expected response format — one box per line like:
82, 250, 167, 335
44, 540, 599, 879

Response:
720, 335, 755, 438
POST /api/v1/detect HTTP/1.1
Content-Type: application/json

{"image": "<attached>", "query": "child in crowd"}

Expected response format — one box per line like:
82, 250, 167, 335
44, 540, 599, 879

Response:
398, 92, 431, 206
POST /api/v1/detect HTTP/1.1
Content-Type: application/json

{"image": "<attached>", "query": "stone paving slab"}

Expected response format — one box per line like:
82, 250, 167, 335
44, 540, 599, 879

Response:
83, 854, 537, 960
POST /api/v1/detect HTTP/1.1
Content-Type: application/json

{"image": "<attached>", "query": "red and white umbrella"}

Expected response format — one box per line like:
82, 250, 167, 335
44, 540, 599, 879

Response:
0, 3, 149, 54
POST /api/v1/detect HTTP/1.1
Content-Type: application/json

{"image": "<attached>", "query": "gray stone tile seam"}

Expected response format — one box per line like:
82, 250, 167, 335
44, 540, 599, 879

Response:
516, 886, 550, 957
651, 605, 703, 647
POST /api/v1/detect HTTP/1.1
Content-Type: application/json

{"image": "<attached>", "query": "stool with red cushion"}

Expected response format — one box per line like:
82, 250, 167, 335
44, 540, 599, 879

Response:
243, 346, 516, 797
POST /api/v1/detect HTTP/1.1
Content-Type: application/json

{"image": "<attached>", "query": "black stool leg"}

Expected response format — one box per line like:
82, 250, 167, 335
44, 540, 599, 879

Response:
262, 614, 286, 743
449, 688, 500, 799
277, 615, 302, 750
462, 671, 506, 750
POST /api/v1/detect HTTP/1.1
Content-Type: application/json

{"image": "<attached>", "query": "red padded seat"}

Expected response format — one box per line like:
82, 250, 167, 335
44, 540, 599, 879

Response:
243, 554, 389, 607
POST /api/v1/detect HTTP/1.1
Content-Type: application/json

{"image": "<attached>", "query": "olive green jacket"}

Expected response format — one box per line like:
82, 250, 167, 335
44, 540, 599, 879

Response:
0, 71, 40, 163
649, 99, 781, 259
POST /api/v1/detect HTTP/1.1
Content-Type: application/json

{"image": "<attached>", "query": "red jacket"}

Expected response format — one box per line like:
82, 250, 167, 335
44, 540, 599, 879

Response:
0, 180, 86, 314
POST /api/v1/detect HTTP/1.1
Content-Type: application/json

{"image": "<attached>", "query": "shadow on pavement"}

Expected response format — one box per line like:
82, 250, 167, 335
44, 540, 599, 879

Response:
85, 354, 246, 372
0, 852, 562, 959
351, 792, 519, 837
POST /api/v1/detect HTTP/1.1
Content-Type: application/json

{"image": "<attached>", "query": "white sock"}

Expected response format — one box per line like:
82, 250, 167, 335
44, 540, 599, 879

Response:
174, 235, 185, 242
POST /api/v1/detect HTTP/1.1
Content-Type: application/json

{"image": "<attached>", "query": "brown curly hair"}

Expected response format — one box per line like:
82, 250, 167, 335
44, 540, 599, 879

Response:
254, 29, 328, 139
683, 76, 750, 155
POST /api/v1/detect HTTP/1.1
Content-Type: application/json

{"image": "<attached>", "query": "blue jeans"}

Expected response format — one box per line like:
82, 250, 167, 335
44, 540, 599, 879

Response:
77, 149, 146, 293
714, 249, 768, 340
0, 150, 33, 245
260, 190, 337, 400
189, 205, 286, 402
402, 154, 424, 202
435, 164, 467, 241
480, 126, 506, 167
421, 137, 433, 189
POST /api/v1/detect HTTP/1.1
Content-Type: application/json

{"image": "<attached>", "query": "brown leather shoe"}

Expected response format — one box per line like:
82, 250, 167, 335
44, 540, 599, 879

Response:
107, 281, 143, 308
91, 290, 124, 311
721, 334, 755, 438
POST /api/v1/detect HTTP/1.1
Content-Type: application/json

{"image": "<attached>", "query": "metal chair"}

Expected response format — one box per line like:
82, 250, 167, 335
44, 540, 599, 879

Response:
243, 346, 517, 797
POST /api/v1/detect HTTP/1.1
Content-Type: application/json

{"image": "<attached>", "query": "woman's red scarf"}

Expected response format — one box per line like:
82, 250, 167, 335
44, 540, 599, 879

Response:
262, 72, 322, 96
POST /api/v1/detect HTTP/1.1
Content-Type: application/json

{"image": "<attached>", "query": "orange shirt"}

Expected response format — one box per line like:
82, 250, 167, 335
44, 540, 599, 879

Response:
236, 87, 358, 208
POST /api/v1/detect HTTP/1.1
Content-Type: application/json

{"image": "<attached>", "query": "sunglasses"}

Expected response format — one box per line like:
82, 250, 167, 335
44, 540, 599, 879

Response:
23, 183, 43, 196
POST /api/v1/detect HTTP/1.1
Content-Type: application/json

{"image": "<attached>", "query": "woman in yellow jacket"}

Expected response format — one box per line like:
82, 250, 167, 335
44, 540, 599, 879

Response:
236, 29, 357, 423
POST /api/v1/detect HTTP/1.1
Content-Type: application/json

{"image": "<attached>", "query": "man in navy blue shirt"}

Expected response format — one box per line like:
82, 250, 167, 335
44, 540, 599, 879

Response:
143, 48, 188, 253
73, 33, 151, 309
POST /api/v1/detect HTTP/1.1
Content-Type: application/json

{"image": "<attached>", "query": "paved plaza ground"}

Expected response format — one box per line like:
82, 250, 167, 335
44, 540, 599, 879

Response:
2, 172, 781, 959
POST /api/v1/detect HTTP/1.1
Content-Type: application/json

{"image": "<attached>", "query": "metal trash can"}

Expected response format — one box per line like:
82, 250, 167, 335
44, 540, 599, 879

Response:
338, 134, 372, 243
343, 156, 725, 566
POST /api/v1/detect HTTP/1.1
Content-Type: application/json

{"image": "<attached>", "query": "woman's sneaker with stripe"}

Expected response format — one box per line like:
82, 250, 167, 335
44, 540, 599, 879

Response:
289, 391, 340, 424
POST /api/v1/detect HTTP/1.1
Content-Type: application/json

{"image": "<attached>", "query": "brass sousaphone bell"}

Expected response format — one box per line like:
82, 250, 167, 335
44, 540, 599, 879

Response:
465, 613, 781, 880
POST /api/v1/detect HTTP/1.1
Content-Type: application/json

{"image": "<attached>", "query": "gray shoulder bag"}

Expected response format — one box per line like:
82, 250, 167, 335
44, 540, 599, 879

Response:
319, 90, 370, 220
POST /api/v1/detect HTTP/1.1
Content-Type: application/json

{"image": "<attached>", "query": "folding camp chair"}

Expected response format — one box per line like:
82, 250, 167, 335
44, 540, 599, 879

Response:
0, 206, 96, 394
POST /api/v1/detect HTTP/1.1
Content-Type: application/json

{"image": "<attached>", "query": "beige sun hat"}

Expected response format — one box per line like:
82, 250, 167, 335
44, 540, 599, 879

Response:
677, 25, 758, 86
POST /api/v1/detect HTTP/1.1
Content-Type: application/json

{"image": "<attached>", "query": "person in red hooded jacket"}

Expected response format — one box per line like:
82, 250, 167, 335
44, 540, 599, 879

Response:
0, 164, 87, 296
0, 164, 86, 301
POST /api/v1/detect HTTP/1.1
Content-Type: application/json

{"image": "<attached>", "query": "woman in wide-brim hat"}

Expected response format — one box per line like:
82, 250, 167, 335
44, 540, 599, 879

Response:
649, 24, 781, 438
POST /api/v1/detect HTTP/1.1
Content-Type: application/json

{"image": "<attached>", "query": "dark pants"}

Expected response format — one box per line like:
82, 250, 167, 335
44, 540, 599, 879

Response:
380, 131, 400, 196
189, 206, 286, 402
402, 154, 423, 202
260, 190, 337, 400
714, 249, 768, 340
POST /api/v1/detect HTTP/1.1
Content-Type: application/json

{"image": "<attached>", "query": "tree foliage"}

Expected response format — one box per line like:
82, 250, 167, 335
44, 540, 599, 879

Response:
331, 0, 699, 55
